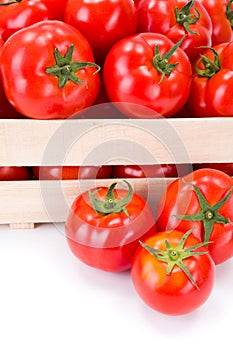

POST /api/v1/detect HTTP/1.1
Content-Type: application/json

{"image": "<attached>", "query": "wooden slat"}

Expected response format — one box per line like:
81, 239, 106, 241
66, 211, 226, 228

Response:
0, 178, 174, 225
1, 118, 233, 166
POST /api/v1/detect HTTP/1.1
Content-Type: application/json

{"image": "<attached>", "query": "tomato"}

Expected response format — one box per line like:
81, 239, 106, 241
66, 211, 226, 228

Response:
137, 0, 212, 62
64, 0, 138, 64
196, 0, 233, 45
0, 166, 32, 180
32, 165, 112, 180
112, 164, 192, 178
131, 229, 215, 315
0, 20, 100, 120
0, 0, 54, 41
0, 78, 25, 119
103, 33, 192, 118
193, 163, 233, 176
41, 0, 68, 20
186, 43, 233, 117
156, 168, 233, 265
65, 181, 156, 272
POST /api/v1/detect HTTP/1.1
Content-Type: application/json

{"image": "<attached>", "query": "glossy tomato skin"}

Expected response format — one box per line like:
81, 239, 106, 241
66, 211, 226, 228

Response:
103, 32, 192, 118
0, 20, 100, 120
131, 230, 215, 315
64, 0, 138, 64
0, 0, 54, 41
186, 42, 233, 117
156, 169, 233, 264
0, 167, 32, 180
196, 0, 233, 45
65, 187, 156, 272
112, 164, 192, 178
137, 0, 212, 62
32, 165, 112, 180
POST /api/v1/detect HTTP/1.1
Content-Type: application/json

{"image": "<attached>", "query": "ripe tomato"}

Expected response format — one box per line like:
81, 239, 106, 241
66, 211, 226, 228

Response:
0, 20, 100, 120
64, 0, 138, 64
131, 229, 215, 315
156, 168, 233, 265
103, 33, 192, 118
41, 0, 68, 20
32, 165, 112, 180
137, 0, 212, 62
0, 166, 32, 180
112, 164, 192, 178
186, 43, 233, 117
193, 163, 233, 176
0, 0, 54, 41
65, 181, 156, 272
196, 0, 233, 45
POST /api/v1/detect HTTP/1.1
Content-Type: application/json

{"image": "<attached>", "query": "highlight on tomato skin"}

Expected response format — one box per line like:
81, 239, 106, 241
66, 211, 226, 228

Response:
130, 229, 216, 316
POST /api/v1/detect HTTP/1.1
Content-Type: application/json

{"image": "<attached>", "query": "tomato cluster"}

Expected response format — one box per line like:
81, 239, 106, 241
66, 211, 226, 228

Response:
64, 167, 233, 316
0, 0, 233, 119
0, 0, 233, 316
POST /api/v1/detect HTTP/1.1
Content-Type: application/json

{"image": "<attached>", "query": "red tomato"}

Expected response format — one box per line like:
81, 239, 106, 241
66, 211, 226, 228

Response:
103, 33, 192, 118
32, 165, 112, 180
193, 163, 233, 176
64, 0, 138, 64
65, 181, 156, 272
41, 0, 68, 20
0, 20, 100, 119
0, 166, 32, 180
156, 168, 233, 265
137, 0, 212, 62
112, 164, 192, 178
0, 0, 54, 41
0, 78, 25, 119
186, 43, 233, 117
131, 229, 215, 315
196, 0, 233, 45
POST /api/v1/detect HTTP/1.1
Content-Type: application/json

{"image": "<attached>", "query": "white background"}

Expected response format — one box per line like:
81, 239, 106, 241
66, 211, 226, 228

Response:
0, 222, 232, 350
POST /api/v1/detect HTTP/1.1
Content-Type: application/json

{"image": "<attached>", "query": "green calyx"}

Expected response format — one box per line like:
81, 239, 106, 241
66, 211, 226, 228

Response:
226, 0, 233, 28
140, 228, 209, 290
174, 181, 233, 244
46, 44, 100, 88
175, 0, 200, 34
195, 47, 221, 78
88, 180, 133, 218
0, 0, 22, 5
153, 35, 185, 83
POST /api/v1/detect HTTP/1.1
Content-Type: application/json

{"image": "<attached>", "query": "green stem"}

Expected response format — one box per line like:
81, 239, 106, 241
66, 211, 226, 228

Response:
226, 0, 233, 28
175, 0, 200, 34
174, 181, 233, 244
195, 47, 221, 78
140, 228, 209, 290
89, 180, 133, 217
153, 35, 186, 83
46, 44, 101, 88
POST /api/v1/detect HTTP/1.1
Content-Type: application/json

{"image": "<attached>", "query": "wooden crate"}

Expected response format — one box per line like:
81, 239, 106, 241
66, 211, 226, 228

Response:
0, 117, 233, 228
